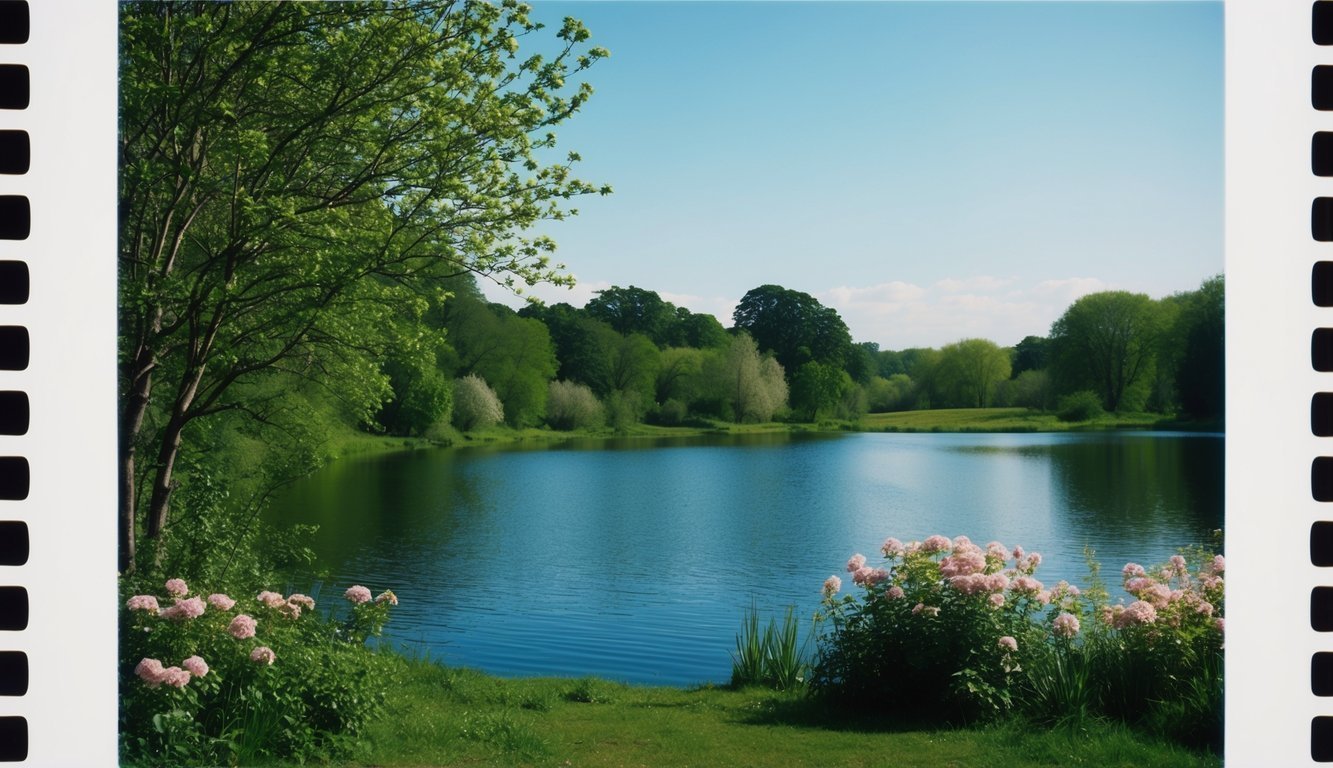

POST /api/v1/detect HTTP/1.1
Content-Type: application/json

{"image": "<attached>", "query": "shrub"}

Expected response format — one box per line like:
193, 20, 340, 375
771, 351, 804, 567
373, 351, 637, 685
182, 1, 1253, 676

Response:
604, 389, 645, 432
730, 604, 810, 691
545, 380, 604, 430
653, 398, 689, 426
1057, 390, 1104, 422
812, 534, 1223, 749
451, 374, 504, 431
120, 578, 400, 766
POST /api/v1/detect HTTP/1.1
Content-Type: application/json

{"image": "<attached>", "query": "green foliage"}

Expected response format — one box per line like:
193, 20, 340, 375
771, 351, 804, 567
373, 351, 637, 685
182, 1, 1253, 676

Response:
1008, 369, 1053, 411
1172, 276, 1224, 420
1012, 336, 1050, 376
120, 577, 400, 766
1049, 291, 1163, 412
790, 361, 852, 421
731, 604, 811, 691
934, 339, 1012, 408
604, 389, 647, 432
451, 374, 505, 431
545, 380, 604, 430
732, 284, 852, 374
703, 334, 788, 423
605, 333, 661, 401
378, 352, 452, 437
1057, 390, 1105, 422
655, 346, 706, 404
443, 297, 558, 428
585, 285, 675, 345
865, 373, 915, 413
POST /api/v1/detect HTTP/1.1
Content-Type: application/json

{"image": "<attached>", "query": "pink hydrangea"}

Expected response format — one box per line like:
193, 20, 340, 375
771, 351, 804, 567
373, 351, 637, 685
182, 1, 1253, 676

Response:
164, 578, 188, 597
880, 538, 905, 558
1023, 553, 1042, 571
986, 541, 1008, 560
1034, 590, 1051, 606
256, 590, 285, 608
135, 658, 165, 687
1124, 577, 1154, 594
161, 596, 206, 621
126, 595, 160, 614
228, 614, 257, 640
207, 593, 235, 611
181, 656, 208, 678
989, 593, 1005, 608
160, 666, 191, 688
1215, 617, 1225, 633
886, 585, 905, 600
1114, 600, 1158, 628
345, 585, 373, 604
1011, 576, 1044, 595
852, 566, 874, 585
1053, 612, 1080, 638
951, 535, 973, 550
1011, 545, 1024, 561
865, 568, 889, 587
1122, 562, 1146, 579
985, 572, 1010, 592
278, 602, 302, 620
846, 554, 867, 573
940, 550, 986, 578
948, 574, 987, 596
911, 603, 940, 617
997, 636, 1018, 652
822, 576, 842, 598
1211, 555, 1225, 574
922, 535, 952, 554
250, 646, 276, 665
1169, 554, 1187, 574
287, 593, 315, 610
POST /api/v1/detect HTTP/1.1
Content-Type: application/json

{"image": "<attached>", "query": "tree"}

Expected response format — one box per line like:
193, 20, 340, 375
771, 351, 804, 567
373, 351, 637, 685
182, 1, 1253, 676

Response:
1172, 275, 1224, 419
791, 361, 852, 420
604, 333, 660, 402
732, 284, 852, 374
663, 307, 728, 349
934, 339, 1012, 408
452, 374, 504, 431
443, 297, 557, 428
521, 303, 620, 394
546, 380, 603, 430
654, 347, 705, 404
118, 3, 608, 570
1048, 291, 1162, 412
704, 333, 787, 422
585, 285, 675, 344
1011, 336, 1049, 377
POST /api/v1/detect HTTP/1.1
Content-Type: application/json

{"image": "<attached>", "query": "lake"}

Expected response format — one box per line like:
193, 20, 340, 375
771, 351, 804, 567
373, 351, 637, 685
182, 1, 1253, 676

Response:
267, 431, 1223, 687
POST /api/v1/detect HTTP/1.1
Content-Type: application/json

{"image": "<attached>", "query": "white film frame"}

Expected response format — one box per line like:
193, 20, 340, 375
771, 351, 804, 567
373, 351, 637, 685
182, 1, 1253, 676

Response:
0, 0, 1313, 764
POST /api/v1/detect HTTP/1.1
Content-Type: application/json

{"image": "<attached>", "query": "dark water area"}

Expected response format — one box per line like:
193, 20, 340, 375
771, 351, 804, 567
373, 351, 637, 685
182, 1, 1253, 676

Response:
267, 431, 1222, 686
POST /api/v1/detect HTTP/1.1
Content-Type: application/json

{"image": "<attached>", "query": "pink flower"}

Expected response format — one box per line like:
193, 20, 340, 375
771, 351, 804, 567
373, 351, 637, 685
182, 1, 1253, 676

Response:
1023, 553, 1042, 571
160, 666, 191, 688
989, 593, 1005, 608
1122, 563, 1146, 579
256, 590, 285, 608
345, 585, 373, 605
985, 573, 1010, 592
1053, 612, 1080, 638
880, 538, 905, 558
865, 569, 889, 586
940, 550, 987, 578
181, 656, 208, 678
852, 566, 874, 585
986, 541, 1008, 560
278, 602, 302, 620
886, 585, 905, 600
164, 579, 188, 597
126, 595, 160, 614
846, 554, 867, 573
922, 535, 952, 554
1034, 590, 1051, 606
912, 603, 939, 617
948, 574, 987, 595
250, 646, 276, 665
1011, 576, 1044, 595
1114, 600, 1157, 628
952, 535, 973, 550
161, 596, 205, 621
135, 658, 165, 687
1011, 545, 1024, 561
1210, 555, 1225, 574
287, 593, 315, 610
207, 593, 236, 611
998, 636, 1018, 652
1169, 554, 1187, 574
1124, 577, 1154, 594
1215, 617, 1225, 633
228, 614, 257, 640
822, 576, 842, 599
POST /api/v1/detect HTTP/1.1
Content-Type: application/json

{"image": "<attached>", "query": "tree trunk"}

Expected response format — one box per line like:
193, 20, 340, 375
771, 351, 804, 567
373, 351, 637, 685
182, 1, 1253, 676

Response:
145, 414, 185, 547
118, 346, 156, 573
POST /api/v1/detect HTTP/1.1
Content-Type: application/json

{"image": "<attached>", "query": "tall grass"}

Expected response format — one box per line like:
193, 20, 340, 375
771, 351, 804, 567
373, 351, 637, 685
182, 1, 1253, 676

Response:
731, 604, 811, 691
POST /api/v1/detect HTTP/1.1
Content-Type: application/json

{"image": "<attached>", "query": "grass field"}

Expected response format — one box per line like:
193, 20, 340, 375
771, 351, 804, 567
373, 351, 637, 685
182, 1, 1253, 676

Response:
858, 407, 1174, 433
328, 658, 1220, 768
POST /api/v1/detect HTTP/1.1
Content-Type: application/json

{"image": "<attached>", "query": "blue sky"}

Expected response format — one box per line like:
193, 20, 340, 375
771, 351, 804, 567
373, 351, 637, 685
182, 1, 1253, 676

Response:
483, 1, 1223, 349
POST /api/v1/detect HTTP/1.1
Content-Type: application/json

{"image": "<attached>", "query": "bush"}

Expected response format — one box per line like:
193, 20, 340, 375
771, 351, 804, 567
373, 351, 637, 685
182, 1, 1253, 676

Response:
120, 578, 401, 766
812, 534, 1223, 749
604, 389, 645, 432
451, 374, 504, 431
545, 380, 604, 430
1057, 390, 1104, 422
730, 604, 810, 691
653, 398, 689, 426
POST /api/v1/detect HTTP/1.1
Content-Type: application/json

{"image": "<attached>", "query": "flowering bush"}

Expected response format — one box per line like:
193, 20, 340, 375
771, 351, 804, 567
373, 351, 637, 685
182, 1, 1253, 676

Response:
120, 577, 400, 766
812, 533, 1223, 749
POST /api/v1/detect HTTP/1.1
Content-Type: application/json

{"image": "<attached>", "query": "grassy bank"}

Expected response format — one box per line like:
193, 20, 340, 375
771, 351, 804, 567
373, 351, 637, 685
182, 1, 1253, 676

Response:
858, 407, 1219, 433
323, 657, 1219, 768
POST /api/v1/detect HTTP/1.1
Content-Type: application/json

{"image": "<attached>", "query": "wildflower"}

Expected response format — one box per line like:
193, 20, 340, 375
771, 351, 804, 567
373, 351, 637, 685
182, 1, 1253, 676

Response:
986, 541, 1008, 560
998, 636, 1018, 652
160, 666, 191, 688
846, 554, 867, 573
989, 593, 1005, 608
948, 574, 987, 595
228, 614, 257, 640
181, 656, 208, 678
865, 569, 890, 587
164, 579, 188, 597
256, 590, 285, 608
1114, 600, 1157, 628
1122, 562, 1146, 579
1022, 553, 1042, 572
1011, 576, 1044, 595
278, 602, 301, 620
1215, 617, 1225, 633
952, 535, 973, 550
984, 573, 1010, 592
940, 549, 986, 578
886, 585, 904, 600
852, 566, 874, 585
1012, 545, 1024, 561
1053, 613, 1080, 638
1034, 590, 1051, 606
126, 595, 159, 614
822, 576, 842, 599
161, 596, 205, 621
1169, 554, 1187, 574
288, 593, 315, 610
1211, 555, 1226, 574
922, 535, 952, 554
880, 538, 906, 558
207, 593, 235, 611
1125, 576, 1154, 594
135, 658, 165, 687
345, 585, 373, 605
250, 646, 276, 665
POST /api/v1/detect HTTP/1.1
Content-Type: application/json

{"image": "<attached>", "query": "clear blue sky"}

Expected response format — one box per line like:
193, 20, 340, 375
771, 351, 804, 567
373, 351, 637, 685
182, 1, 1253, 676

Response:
484, 1, 1223, 350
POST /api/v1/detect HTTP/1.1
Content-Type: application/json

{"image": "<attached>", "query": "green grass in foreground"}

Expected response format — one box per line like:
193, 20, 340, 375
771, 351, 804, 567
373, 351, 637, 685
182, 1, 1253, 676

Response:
861, 408, 1195, 433
316, 657, 1219, 768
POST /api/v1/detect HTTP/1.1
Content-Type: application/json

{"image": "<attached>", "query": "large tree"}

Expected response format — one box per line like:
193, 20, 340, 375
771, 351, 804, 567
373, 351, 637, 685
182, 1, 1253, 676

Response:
935, 339, 1012, 408
118, 2, 608, 571
1048, 291, 1163, 412
584, 285, 675, 345
731, 284, 852, 374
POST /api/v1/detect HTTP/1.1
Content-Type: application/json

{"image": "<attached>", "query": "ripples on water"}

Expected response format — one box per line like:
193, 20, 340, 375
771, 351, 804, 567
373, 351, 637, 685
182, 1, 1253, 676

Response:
269, 431, 1222, 686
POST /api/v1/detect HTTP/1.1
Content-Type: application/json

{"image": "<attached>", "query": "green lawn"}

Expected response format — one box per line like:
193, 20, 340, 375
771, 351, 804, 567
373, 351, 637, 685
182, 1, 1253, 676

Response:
325, 658, 1220, 768
861, 408, 1185, 433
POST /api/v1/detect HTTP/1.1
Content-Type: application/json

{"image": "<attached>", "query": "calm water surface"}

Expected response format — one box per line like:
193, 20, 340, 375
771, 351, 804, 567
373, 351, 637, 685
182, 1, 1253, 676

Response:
267, 431, 1222, 686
